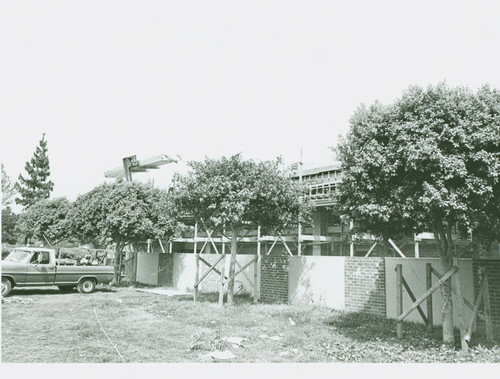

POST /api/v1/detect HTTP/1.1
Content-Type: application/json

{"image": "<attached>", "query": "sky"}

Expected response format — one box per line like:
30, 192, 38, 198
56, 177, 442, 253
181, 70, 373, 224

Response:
1, 0, 500, 208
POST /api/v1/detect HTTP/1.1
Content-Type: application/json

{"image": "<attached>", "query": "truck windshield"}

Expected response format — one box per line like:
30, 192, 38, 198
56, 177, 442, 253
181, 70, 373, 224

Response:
4, 250, 32, 263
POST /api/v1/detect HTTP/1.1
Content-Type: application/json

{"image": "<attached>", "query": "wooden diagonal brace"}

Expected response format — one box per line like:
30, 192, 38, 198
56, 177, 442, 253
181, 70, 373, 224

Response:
397, 266, 458, 322
223, 257, 257, 289
199, 256, 228, 279
402, 276, 428, 324
195, 254, 225, 287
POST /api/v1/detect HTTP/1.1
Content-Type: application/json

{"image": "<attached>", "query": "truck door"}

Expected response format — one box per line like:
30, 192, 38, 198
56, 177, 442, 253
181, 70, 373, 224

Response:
26, 251, 57, 285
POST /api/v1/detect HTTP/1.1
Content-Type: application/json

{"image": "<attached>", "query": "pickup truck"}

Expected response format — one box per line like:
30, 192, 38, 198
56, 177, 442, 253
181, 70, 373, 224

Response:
1, 247, 114, 297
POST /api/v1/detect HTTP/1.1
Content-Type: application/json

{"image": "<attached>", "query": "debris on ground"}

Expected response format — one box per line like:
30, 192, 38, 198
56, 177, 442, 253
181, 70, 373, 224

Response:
222, 336, 246, 347
269, 336, 282, 341
288, 317, 296, 326
204, 350, 236, 360
2, 297, 36, 304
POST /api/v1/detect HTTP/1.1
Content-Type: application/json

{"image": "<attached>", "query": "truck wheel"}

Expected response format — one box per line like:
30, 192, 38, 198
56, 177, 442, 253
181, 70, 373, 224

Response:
58, 286, 75, 292
78, 278, 96, 294
1, 277, 12, 297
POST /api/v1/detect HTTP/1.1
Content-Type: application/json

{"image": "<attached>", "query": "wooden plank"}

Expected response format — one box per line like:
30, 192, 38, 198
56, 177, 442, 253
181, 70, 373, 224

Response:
388, 239, 406, 258
426, 263, 433, 333
193, 223, 199, 302
453, 257, 468, 352
218, 254, 225, 307
158, 239, 166, 254
364, 242, 378, 257
255, 226, 261, 304
223, 257, 257, 288
396, 264, 403, 339
483, 270, 494, 343
195, 253, 225, 287
198, 256, 227, 278
235, 259, 254, 287
254, 255, 260, 304
465, 272, 487, 343
204, 228, 222, 255
432, 266, 482, 317
280, 235, 293, 256
266, 237, 279, 255
397, 266, 458, 322
402, 276, 428, 324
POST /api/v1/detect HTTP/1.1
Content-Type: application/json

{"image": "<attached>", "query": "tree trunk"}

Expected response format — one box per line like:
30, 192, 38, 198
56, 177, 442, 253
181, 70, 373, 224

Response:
227, 226, 239, 305
433, 221, 455, 345
112, 242, 124, 285
440, 261, 454, 344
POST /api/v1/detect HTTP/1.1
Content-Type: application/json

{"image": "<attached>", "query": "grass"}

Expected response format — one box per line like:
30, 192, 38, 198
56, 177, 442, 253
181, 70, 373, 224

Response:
2, 286, 499, 363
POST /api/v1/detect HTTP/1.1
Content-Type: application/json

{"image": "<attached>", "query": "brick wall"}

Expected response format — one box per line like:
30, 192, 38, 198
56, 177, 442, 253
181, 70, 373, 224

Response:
260, 255, 290, 303
344, 257, 386, 316
158, 253, 174, 286
472, 258, 500, 326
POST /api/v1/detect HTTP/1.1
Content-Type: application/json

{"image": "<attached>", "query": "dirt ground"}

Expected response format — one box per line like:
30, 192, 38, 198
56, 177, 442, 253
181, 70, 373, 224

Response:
2, 285, 499, 363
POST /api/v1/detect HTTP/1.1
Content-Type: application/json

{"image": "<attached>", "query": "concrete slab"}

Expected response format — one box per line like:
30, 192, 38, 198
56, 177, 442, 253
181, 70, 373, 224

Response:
136, 287, 193, 297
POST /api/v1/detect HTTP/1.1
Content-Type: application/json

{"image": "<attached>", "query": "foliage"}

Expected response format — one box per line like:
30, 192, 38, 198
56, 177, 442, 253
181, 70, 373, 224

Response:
15, 133, 54, 208
15, 197, 71, 245
170, 154, 310, 233
1, 207, 19, 244
68, 181, 181, 281
336, 83, 500, 344
1, 163, 16, 209
336, 83, 500, 253
69, 181, 180, 248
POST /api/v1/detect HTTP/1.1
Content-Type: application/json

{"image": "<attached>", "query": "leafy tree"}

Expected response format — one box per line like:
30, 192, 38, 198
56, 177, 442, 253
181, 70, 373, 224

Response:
2, 207, 19, 244
170, 154, 310, 304
336, 83, 500, 344
69, 182, 181, 283
15, 197, 71, 246
16, 133, 54, 208
2, 163, 16, 210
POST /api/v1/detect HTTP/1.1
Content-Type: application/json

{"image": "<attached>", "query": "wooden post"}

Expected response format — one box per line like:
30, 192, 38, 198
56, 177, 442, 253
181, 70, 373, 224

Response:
254, 226, 261, 304
414, 234, 420, 258
227, 226, 239, 304
482, 269, 494, 343
453, 257, 468, 352
426, 263, 433, 333
465, 271, 488, 343
397, 266, 458, 322
298, 223, 302, 256
219, 228, 226, 306
396, 264, 403, 339
349, 220, 354, 257
218, 253, 225, 307
193, 223, 199, 302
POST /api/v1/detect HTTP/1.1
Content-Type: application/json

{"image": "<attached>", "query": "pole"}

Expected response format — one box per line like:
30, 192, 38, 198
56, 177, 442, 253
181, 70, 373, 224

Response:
453, 257, 468, 352
193, 222, 199, 302
254, 226, 261, 304
426, 263, 433, 333
396, 264, 403, 339
349, 220, 354, 257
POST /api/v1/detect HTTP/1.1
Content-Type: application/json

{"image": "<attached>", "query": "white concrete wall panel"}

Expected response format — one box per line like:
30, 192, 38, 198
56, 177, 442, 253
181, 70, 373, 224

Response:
136, 253, 160, 285
289, 256, 346, 310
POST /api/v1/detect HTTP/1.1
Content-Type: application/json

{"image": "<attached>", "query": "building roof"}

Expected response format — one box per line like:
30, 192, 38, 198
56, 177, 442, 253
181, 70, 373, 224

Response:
293, 162, 342, 178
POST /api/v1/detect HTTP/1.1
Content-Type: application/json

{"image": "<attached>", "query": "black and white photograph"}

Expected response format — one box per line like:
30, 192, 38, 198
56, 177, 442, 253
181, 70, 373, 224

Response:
1, 0, 499, 373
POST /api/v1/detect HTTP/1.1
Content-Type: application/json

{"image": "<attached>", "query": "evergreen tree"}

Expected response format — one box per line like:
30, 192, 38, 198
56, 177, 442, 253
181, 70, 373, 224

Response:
15, 133, 54, 208
2, 163, 16, 209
